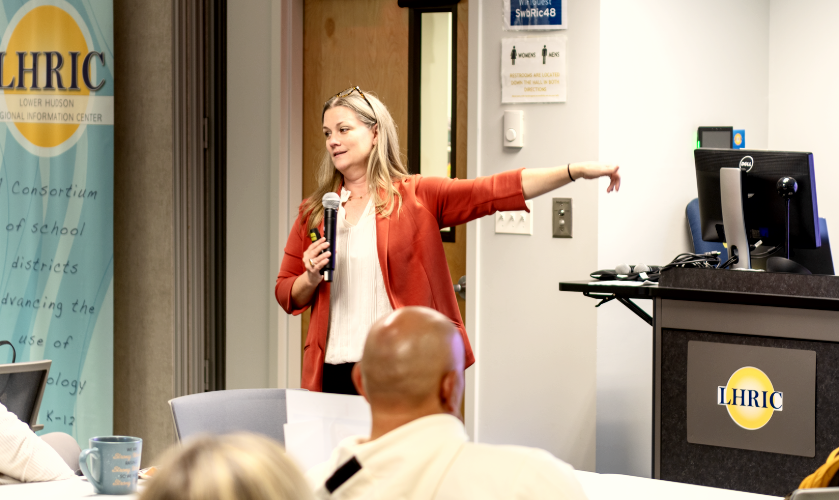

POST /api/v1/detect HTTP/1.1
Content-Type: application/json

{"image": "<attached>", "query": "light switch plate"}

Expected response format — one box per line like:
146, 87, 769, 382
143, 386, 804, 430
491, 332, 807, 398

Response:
495, 200, 533, 235
553, 198, 572, 238
503, 110, 523, 148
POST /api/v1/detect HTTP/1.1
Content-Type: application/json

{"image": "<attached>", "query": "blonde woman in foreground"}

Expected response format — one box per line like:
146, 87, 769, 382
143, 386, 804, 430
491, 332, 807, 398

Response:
139, 433, 313, 500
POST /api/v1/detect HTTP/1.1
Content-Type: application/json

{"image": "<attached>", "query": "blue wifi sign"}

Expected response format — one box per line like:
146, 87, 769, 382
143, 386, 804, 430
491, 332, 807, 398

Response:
510, 0, 563, 29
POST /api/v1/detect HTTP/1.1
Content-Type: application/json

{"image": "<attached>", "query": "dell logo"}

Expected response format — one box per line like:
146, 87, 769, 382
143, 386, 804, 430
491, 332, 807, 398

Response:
739, 156, 754, 172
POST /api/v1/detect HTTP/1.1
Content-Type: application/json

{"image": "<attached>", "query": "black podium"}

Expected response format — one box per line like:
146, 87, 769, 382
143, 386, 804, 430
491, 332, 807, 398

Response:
560, 269, 839, 497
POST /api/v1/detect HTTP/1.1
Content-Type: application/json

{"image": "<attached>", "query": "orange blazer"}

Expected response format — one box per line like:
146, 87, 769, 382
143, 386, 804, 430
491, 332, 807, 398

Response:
276, 169, 528, 391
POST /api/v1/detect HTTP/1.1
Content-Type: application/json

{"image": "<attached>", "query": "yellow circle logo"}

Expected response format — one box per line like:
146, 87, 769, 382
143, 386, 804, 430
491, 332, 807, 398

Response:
0, 1, 107, 157
718, 366, 783, 430
734, 132, 743, 146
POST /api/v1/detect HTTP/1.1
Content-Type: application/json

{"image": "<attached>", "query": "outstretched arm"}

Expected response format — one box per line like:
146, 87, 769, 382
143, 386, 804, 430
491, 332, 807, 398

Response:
521, 162, 620, 199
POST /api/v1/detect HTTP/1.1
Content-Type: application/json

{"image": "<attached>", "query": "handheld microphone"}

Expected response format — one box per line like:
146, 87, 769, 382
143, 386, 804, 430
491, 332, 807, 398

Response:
322, 192, 340, 282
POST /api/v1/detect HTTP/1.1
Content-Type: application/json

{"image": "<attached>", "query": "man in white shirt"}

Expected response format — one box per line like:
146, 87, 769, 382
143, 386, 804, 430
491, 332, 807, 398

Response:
307, 306, 589, 500
0, 401, 75, 484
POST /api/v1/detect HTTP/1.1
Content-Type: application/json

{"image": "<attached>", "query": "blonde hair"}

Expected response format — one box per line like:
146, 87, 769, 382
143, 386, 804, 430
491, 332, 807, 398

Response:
303, 89, 409, 230
139, 433, 314, 500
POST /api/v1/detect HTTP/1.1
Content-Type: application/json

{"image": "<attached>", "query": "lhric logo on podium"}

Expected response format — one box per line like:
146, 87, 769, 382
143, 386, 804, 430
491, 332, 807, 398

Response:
687, 341, 813, 457
718, 366, 783, 430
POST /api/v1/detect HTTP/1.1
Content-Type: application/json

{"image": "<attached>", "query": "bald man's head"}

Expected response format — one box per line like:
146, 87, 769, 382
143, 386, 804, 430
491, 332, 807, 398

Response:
355, 307, 465, 416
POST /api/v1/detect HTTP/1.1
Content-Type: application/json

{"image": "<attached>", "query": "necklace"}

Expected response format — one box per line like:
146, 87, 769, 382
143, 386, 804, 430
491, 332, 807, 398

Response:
342, 189, 368, 202
341, 187, 370, 203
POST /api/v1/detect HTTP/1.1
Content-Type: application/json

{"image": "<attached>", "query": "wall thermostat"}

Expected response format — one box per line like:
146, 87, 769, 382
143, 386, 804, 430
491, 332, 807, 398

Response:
504, 110, 523, 148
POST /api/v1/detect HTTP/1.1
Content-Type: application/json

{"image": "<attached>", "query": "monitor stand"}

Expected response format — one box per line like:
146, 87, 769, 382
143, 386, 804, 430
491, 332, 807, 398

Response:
766, 256, 811, 274
719, 167, 751, 270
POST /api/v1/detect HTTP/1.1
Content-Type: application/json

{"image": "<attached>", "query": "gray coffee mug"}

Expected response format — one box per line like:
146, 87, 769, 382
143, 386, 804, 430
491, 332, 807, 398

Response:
79, 436, 142, 495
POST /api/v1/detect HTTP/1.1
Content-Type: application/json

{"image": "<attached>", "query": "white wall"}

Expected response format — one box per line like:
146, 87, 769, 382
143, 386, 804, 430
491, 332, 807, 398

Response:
596, 0, 770, 476
768, 0, 839, 272
468, 0, 601, 471
226, 0, 302, 390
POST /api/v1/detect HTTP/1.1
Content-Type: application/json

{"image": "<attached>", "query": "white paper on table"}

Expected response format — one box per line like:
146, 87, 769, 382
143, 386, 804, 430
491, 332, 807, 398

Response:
0, 477, 140, 500
284, 390, 371, 471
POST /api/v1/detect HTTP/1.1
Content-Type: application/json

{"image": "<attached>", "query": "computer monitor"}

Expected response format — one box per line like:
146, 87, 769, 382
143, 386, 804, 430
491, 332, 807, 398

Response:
694, 149, 822, 267
0, 360, 51, 430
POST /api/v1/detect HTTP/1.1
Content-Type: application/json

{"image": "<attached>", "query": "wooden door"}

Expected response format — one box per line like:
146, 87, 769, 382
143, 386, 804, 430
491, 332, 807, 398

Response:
301, 0, 468, 360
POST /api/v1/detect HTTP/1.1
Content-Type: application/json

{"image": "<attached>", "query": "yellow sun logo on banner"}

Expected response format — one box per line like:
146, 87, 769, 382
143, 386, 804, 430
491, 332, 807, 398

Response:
718, 366, 783, 430
0, 1, 109, 157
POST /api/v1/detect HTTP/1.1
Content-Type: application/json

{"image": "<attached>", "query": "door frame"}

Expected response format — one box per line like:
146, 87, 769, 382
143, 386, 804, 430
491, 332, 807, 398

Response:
406, 4, 459, 242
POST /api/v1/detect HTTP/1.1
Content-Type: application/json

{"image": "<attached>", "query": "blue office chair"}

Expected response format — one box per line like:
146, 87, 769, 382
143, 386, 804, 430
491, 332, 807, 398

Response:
169, 388, 288, 445
686, 198, 728, 258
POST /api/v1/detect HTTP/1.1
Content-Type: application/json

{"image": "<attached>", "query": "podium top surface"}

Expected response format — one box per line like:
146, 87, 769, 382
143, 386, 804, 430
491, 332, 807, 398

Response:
560, 268, 839, 312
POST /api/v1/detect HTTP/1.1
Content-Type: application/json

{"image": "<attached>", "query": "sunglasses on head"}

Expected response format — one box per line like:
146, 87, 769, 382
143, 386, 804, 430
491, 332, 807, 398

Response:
328, 86, 377, 122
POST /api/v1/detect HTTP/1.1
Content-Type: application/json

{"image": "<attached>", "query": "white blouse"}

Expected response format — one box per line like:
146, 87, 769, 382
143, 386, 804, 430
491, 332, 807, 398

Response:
324, 188, 394, 364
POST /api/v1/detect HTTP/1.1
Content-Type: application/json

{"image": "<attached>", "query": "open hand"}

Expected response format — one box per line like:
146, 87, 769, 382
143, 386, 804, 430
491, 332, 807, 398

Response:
575, 162, 621, 193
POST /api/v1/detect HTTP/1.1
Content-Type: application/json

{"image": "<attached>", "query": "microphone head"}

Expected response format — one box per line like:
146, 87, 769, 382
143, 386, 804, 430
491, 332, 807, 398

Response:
634, 263, 651, 273
322, 192, 341, 210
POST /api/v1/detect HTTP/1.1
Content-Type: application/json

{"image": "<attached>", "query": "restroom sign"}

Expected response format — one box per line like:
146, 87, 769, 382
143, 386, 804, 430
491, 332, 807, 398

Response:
501, 36, 566, 103
504, 0, 567, 30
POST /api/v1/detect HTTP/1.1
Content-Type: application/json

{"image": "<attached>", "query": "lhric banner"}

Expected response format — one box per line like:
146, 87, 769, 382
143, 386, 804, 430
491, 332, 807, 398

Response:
0, 0, 113, 446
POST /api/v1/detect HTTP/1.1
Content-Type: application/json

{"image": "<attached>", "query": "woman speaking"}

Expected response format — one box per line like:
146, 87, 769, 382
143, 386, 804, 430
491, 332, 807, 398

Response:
276, 87, 620, 394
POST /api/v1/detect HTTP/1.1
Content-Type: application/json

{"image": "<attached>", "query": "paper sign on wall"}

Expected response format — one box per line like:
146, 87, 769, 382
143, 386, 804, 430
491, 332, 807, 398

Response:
502, 36, 566, 103
503, 0, 566, 30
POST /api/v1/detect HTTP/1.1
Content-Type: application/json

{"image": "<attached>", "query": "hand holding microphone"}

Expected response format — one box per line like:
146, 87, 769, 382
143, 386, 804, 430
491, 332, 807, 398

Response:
321, 192, 340, 282
300, 191, 341, 284
301, 235, 330, 284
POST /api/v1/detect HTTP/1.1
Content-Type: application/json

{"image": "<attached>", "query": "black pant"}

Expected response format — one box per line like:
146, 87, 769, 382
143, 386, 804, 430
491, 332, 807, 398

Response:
322, 362, 358, 395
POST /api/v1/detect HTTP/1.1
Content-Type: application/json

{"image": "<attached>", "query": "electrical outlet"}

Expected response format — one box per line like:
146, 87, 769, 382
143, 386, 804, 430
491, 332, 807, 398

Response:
495, 200, 533, 235
553, 198, 572, 238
